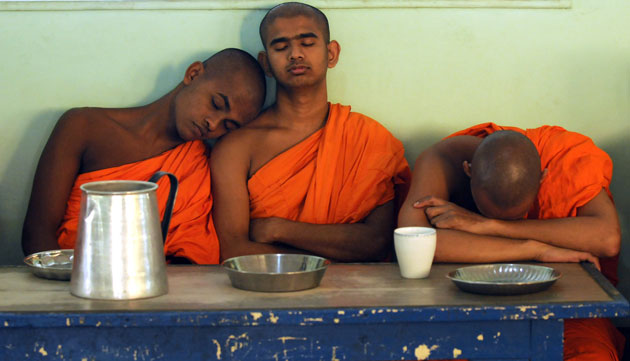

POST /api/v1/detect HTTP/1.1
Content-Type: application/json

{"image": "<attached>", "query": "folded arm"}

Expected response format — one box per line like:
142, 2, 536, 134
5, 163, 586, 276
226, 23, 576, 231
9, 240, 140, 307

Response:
22, 109, 86, 255
414, 190, 620, 258
250, 201, 394, 262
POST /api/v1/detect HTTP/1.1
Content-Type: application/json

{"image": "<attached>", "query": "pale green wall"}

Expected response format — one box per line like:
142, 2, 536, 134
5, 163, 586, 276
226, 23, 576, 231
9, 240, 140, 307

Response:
1, 1, 629, 294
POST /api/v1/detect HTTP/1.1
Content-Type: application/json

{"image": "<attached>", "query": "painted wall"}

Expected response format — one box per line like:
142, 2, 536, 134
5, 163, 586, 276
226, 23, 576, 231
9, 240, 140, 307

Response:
1, 1, 629, 295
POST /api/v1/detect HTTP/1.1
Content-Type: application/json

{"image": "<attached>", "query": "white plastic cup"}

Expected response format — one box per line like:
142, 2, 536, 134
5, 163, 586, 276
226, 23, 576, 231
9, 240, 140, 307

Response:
394, 227, 437, 279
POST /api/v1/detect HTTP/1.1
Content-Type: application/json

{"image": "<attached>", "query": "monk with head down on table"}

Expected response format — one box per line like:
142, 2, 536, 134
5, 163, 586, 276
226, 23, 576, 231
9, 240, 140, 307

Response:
22, 48, 266, 265
211, 2, 410, 262
398, 122, 624, 360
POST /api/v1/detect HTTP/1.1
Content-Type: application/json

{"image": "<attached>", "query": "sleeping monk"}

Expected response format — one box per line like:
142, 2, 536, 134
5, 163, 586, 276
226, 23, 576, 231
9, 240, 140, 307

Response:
22, 48, 266, 264
398, 122, 624, 360
211, 2, 410, 262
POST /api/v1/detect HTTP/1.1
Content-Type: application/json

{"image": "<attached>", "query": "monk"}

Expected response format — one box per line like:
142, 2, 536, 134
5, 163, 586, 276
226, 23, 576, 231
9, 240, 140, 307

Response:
399, 122, 624, 360
22, 48, 267, 265
211, 2, 410, 262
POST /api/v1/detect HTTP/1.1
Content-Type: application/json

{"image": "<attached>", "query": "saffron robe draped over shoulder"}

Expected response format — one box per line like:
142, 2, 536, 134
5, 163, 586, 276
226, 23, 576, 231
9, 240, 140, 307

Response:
57, 140, 219, 265
248, 103, 411, 227
449, 122, 624, 361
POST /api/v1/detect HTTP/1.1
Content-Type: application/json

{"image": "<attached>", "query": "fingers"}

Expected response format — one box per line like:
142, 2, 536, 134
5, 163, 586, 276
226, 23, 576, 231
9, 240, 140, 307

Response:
413, 195, 448, 209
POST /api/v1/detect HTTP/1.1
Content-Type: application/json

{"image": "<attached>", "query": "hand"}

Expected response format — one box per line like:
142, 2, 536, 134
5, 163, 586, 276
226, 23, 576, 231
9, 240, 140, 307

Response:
249, 217, 282, 244
535, 243, 601, 270
413, 196, 491, 234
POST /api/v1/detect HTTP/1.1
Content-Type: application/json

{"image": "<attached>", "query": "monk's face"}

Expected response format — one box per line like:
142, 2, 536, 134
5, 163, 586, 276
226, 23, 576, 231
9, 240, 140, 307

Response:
173, 70, 258, 140
260, 15, 338, 89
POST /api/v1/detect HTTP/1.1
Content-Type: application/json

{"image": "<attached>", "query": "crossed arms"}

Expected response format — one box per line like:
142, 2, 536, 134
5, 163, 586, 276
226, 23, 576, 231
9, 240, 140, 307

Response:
210, 132, 394, 262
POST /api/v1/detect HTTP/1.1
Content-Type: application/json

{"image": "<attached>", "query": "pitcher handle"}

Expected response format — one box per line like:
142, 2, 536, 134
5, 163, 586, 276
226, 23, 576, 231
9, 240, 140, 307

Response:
148, 171, 179, 244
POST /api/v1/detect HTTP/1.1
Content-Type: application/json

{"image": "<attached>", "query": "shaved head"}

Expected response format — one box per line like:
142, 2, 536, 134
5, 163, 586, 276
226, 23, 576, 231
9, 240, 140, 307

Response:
259, 2, 330, 47
470, 130, 542, 219
202, 48, 266, 112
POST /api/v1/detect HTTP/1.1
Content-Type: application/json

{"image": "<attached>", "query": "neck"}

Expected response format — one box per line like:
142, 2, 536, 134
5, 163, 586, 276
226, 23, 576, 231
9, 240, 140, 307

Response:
135, 84, 184, 145
272, 80, 329, 129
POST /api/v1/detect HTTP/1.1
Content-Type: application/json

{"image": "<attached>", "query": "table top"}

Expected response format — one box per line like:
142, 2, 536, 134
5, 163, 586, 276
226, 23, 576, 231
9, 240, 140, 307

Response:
1, 262, 627, 328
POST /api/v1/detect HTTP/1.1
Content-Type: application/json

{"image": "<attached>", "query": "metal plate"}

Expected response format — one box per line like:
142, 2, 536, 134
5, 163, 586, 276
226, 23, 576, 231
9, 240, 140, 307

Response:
24, 249, 73, 281
222, 254, 330, 292
446, 264, 561, 295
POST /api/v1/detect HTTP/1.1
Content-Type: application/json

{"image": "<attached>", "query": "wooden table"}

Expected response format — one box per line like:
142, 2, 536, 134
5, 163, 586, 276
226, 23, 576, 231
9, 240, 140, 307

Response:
1, 263, 627, 360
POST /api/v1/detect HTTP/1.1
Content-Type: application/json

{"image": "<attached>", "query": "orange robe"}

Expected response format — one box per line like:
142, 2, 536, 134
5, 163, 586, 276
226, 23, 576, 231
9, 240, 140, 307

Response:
248, 102, 411, 231
449, 122, 624, 361
57, 140, 219, 264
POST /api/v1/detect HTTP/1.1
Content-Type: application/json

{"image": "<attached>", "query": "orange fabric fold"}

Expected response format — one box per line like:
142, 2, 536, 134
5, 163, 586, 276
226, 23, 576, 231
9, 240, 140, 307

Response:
449, 122, 623, 361
248, 103, 411, 227
57, 140, 219, 264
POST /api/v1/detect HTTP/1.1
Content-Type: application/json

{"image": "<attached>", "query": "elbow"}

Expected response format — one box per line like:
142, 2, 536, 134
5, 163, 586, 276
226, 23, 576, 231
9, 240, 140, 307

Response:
598, 227, 621, 258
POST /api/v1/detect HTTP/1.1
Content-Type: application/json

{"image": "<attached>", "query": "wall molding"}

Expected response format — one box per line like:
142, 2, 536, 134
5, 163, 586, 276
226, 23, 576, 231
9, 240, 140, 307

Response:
0, 0, 572, 12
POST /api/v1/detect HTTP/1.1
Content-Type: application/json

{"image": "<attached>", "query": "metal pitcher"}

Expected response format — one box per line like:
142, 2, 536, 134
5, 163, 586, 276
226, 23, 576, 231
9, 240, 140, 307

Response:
70, 171, 178, 300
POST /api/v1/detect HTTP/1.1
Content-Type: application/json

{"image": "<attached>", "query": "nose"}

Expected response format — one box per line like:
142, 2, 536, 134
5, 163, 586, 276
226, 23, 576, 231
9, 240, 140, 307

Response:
204, 117, 220, 132
289, 46, 304, 61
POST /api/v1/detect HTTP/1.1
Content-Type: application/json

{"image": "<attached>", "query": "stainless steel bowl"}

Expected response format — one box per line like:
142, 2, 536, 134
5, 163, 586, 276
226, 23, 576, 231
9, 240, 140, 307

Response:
447, 264, 561, 295
222, 254, 330, 292
24, 249, 74, 281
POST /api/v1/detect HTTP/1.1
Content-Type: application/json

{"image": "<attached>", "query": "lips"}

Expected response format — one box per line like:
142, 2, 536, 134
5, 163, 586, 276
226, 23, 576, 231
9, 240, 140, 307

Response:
192, 122, 206, 138
288, 64, 309, 75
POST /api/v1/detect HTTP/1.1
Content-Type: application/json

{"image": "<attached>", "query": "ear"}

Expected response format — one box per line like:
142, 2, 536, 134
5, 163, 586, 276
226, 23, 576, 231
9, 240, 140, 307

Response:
540, 168, 549, 184
326, 40, 341, 68
257, 51, 274, 77
463, 160, 472, 178
183, 61, 205, 85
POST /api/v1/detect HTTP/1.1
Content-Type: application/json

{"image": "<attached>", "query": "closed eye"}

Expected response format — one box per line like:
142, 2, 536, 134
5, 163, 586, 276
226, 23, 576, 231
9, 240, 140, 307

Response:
224, 119, 240, 132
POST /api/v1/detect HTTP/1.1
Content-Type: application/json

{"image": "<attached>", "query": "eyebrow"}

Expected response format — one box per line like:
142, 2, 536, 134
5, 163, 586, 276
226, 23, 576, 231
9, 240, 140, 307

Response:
218, 93, 231, 110
269, 32, 318, 47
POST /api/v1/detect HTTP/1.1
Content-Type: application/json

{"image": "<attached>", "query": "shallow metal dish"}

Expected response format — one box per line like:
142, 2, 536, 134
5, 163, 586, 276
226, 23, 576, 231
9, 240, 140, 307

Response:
447, 264, 561, 295
222, 254, 330, 292
24, 249, 73, 281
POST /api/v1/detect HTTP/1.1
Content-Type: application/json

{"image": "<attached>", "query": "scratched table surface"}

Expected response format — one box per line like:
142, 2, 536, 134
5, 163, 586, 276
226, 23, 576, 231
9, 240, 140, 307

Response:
1, 263, 628, 361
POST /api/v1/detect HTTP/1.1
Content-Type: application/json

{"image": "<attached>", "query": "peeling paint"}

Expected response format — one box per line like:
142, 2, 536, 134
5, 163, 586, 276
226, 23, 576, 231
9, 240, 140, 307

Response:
212, 339, 221, 359
250, 312, 263, 321
96, 321, 101, 327
3, 321, 7, 327
494, 332, 501, 338
517, 305, 537, 313
79, 317, 85, 325
453, 348, 462, 358
542, 312, 555, 320
337, 310, 345, 315
278, 336, 307, 342
66, 318, 71, 326
226, 333, 249, 354
414, 344, 438, 360
414, 345, 430, 360
477, 334, 483, 341
402, 346, 408, 352
268, 312, 279, 324
331, 345, 340, 361
303, 317, 323, 322
38, 346, 48, 356
333, 318, 339, 324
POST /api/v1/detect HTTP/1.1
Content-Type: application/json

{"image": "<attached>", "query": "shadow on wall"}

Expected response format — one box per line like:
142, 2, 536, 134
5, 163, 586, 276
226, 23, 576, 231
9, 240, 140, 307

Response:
241, 9, 277, 108
398, 131, 443, 170
0, 110, 62, 265
603, 136, 630, 305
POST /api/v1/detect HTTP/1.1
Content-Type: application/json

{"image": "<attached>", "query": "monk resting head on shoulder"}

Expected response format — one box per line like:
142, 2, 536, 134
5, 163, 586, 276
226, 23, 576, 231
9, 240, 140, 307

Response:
22, 48, 266, 263
465, 130, 546, 220
172, 48, 267, 140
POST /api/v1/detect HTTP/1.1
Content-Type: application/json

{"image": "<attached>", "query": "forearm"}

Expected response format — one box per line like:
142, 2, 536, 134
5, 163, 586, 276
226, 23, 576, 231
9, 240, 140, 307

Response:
220, 236, 301, 261
486, 217, 619, 257
433, 228, 541, 263
268, 219, 390, 262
